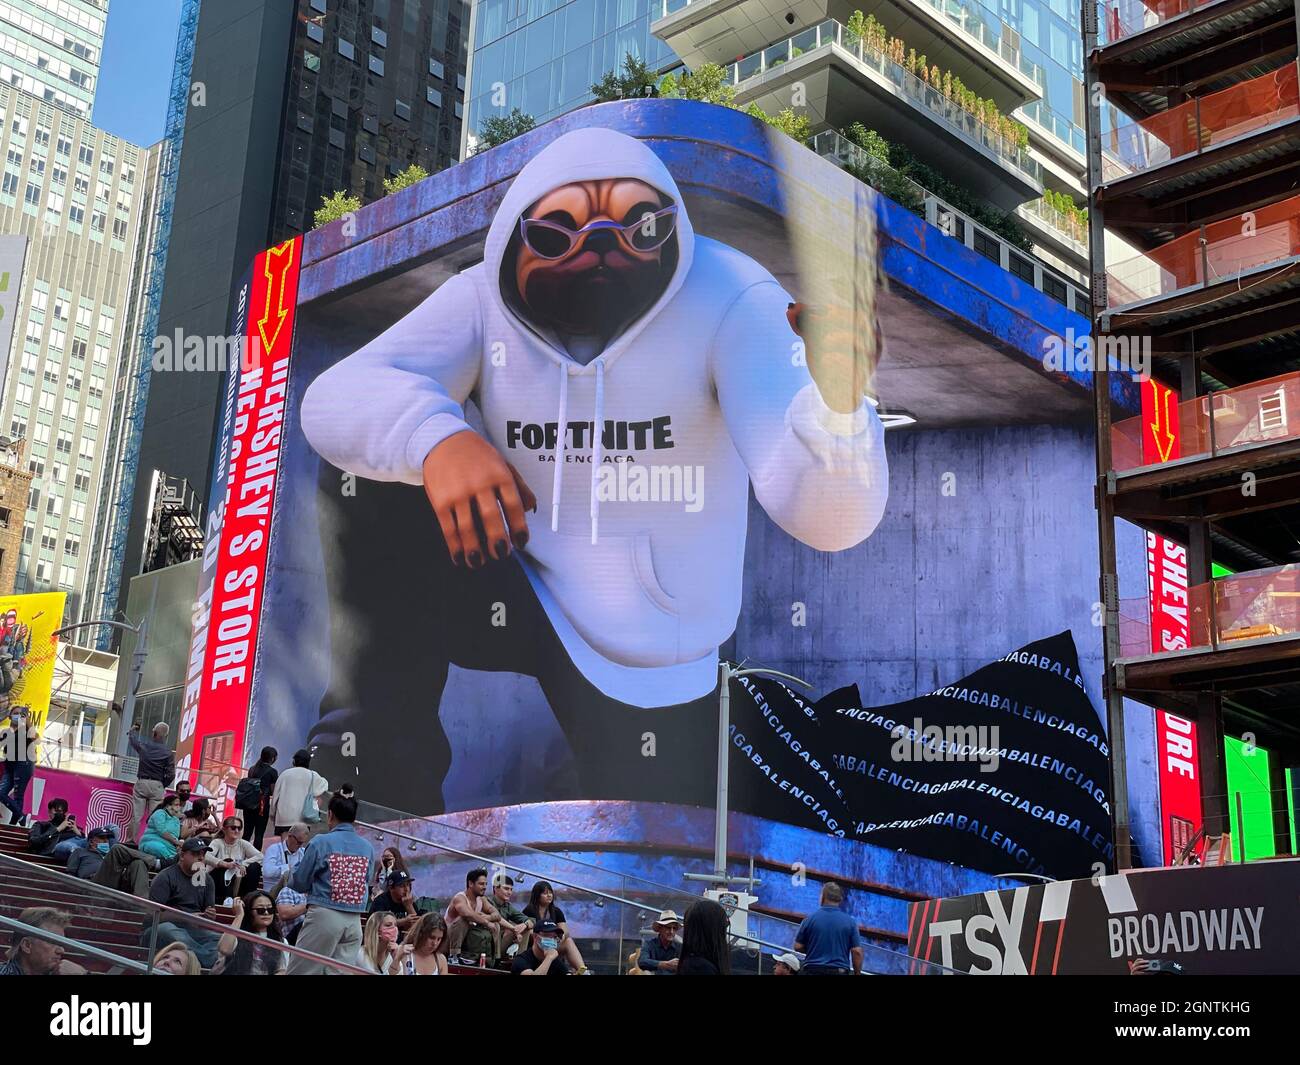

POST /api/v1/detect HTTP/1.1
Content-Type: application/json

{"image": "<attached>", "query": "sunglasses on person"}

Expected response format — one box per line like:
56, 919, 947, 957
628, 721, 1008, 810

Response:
518, 205, 678, 260
251, 906, 274, 916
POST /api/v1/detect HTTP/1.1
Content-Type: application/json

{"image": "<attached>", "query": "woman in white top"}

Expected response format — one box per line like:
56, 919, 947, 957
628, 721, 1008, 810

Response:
395, 913, 448, 975
357, 912, 402, 974
206, 816, 263, 903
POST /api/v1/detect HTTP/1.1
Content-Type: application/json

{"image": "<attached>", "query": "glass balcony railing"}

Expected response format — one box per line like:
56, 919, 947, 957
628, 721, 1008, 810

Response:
1119, 563, 1300, 657
724, 19, 1042, 184
1105, 191, 1300, 306
1098, 0, 1219, 46
811, 130, 1090, 312
1020, 100, 1088, 155
658, 0, 1045, 88
1111, 370, 1300, 473
1102, 64, 1299, 182
1018, 196, 1087, 248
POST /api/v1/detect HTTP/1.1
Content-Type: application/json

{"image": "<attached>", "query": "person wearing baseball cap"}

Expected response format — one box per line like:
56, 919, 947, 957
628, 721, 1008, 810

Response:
367, 868, 421, 935
66, 824, 156, 897
639, 909, 683, 974
510, 920, 571, 976
772, 952, 801, 975
149, 836, 223, 968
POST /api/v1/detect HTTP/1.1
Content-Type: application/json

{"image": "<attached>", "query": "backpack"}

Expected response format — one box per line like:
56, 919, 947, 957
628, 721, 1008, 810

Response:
234, 775, 263, 812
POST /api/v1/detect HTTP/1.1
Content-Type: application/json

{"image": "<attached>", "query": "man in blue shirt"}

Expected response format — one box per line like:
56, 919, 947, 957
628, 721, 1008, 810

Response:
286, 791, 373, 974
794, 882, 863, 975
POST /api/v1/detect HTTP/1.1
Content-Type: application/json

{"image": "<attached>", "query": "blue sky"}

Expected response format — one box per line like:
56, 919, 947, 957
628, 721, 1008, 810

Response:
92, 0, 185, 145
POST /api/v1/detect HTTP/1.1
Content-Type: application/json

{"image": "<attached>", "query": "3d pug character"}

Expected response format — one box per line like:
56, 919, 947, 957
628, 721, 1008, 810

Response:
301, 127, 889, 814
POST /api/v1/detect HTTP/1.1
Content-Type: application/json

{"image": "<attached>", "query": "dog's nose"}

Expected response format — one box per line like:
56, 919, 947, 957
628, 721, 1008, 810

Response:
582, 228, 618, 254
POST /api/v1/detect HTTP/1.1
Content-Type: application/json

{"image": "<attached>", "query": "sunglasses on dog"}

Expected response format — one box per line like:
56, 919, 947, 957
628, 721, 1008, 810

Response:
519, 205, 678, 260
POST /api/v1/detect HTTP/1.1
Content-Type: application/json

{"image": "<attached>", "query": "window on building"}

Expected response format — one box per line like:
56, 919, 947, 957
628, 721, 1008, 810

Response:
338, 39, 355, 61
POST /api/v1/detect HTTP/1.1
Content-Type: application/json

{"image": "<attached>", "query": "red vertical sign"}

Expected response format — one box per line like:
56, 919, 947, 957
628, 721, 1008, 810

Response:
1140, 378, 1203, 861
187, 238, 301, 801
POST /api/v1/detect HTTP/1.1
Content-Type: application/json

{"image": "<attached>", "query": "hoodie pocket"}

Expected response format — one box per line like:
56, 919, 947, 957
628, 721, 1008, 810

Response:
631, 534, 677, 615
536, 530, 681, 667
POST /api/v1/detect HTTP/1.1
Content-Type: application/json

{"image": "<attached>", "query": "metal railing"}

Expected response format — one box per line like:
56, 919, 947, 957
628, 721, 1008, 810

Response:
1101, 63, 1299, 182
1098, 0, 1221, 45
1105, 190, 1300, 307
722, 19, 1041, 184
355, 816, 957, 975
0, 850, 370, 974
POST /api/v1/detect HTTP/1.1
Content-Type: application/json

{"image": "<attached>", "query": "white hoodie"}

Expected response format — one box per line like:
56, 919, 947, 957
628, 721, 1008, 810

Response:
301, 127, 888, 707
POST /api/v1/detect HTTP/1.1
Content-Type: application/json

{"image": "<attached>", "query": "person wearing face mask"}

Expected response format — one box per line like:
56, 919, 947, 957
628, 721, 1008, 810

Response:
0, 707, 37, 827
357, 912, 402, 974
213, 891, 287, 975
28, 798, 82, 857
510, 921, 570, 976
65, 826, 156, 896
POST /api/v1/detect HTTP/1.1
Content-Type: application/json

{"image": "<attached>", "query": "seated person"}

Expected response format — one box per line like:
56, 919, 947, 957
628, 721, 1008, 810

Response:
0, 907, 86, 976
212, 892, 287, 976
510, 921, 571, 976
147, 837, 220, 968
204, 816, 262, 903
444, 866, 499, 961
138, 794, 184, 862
66, 826, 156, 897
28, 798, 82, 858
523, 880, 587, 973
357, 912, 402, 974
368, 869, 421, 936
484, 873, 532, 959
181, 798, 220, 842
638, 909, 682, 974
262, 823, 309, 892
174, 780, 193, 816
394, 913, 449, 975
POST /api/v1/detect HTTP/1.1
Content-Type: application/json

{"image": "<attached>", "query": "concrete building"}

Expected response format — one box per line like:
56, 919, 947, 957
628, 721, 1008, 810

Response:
0, 0, 105, 122
0, 83, 162, 623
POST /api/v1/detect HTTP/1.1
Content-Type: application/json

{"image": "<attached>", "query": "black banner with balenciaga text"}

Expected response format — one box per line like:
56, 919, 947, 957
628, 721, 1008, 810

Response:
726, 631, 1113, 881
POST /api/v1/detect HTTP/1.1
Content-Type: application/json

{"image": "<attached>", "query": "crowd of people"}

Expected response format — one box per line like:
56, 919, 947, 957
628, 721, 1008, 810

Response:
6, 738, 869, 976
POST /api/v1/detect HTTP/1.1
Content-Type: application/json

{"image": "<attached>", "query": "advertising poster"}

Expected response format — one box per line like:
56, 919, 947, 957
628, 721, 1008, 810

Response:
179, 240, 301, 800
191, 102, 1124, 889
0, 591, 64, 729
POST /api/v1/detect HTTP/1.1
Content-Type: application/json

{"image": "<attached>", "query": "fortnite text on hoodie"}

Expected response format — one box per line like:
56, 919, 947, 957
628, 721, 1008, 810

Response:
302, 127, 889, 705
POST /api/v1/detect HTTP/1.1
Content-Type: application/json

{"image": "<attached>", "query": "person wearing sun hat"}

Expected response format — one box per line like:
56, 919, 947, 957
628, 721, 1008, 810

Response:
638, 909, 683, 975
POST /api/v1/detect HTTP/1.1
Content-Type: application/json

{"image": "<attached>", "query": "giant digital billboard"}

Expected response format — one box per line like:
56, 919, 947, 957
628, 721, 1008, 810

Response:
186, 101, 1133, 891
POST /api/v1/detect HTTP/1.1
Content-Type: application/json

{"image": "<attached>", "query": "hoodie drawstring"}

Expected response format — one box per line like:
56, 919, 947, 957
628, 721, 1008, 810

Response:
590, 361, 605, 545
550, 364, 569, 533
549, 360, 605, 544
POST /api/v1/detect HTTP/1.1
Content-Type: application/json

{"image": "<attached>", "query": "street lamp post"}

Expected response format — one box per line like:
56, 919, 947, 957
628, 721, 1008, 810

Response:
683, 659, 812, 891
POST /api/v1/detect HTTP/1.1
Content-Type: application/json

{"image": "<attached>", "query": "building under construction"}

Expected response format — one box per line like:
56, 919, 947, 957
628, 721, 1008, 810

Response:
1087, 0, 1300, 868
